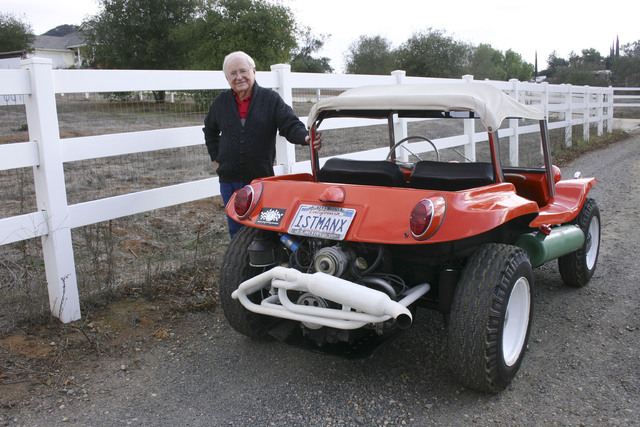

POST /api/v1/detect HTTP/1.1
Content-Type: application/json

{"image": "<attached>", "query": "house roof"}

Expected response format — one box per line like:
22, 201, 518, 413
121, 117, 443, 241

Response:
32, 32, 85, 51
307, 82, 545, 131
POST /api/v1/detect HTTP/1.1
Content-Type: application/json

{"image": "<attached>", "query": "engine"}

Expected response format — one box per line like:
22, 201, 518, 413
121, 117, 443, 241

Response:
247, 233, 412, 346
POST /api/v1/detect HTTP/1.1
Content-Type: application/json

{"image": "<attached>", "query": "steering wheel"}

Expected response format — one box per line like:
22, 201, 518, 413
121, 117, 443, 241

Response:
385, 136, 440, 168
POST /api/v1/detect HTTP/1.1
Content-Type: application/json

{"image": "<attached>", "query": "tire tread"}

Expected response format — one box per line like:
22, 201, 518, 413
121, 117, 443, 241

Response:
558, 198, 600, 287
219, 227, 274, 339
448, 244, 532, 393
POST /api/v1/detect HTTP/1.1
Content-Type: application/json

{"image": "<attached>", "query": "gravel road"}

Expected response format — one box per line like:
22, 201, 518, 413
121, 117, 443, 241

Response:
3, 132, 640, 426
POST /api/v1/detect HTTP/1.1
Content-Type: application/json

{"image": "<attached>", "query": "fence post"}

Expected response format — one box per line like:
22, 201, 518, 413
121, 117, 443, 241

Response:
606, 86, 614, 131
565, 84, 573, 147
508, 79, 520, 166
391, 70, 409, 159
540, 82, 550, 158
583, 86, 591, 141
270, 63, 296, 174
541, 81, 550, 120
596, 89, 604, 136
22, 58, 80, 323
462, 75, 476, 161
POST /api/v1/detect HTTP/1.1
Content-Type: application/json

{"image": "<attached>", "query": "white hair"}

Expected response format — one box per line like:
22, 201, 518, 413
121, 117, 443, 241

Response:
223, 51, 256, 75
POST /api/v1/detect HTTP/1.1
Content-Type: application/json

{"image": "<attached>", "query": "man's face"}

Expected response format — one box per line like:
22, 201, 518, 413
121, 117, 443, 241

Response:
225, 56, 255, 98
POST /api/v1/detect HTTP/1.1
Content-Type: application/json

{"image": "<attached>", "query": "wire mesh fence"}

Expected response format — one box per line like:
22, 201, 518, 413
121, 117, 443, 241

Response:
1, 91, 224, 330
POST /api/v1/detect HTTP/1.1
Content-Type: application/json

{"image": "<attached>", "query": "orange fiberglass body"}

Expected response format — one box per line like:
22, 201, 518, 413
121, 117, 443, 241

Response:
228, 178, 546, 244
219, 83, 601, 394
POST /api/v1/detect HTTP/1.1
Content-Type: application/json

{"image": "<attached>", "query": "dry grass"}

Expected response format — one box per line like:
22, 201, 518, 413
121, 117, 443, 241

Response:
552, 128, 630, 166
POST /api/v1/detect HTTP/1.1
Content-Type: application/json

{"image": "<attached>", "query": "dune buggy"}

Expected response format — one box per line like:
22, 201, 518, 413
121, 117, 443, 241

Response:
218, 83, 600, 393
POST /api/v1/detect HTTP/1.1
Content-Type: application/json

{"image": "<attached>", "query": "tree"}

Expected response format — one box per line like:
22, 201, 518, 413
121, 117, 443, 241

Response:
289, 27, 333, 73
43, 25, 77, 37
468, 45, 532, 82
543, 51, 569, 78
174, 0, 299, 71
396, 29, 472, 78
544, 49, 609, 86
84, 0, 201, 70
580, 48, 604, 67
503, 49, 534, 81
620, 40, 640, 58
471, 44, 506, 80
611, 40, 640, 86
0, 12, 35, 54
345, 35, 396, 75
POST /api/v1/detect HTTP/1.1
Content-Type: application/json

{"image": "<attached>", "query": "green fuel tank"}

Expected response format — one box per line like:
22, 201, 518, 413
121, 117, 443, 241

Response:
515, 224, 585, 268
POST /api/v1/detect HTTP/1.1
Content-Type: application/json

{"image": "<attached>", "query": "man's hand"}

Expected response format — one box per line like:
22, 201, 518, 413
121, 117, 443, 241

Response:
213, 160, 219, 170
306, 132, 323, 151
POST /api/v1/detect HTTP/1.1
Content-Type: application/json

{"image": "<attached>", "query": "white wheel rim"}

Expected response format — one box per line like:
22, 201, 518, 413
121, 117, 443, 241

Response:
585, 215, 600, 270
502, 277, 531, 367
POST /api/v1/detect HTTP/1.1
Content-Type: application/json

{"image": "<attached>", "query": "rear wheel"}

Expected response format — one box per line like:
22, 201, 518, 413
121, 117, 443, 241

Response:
558, 198, 600, 287
448, 244, 534, 393
219, 227, 277, 339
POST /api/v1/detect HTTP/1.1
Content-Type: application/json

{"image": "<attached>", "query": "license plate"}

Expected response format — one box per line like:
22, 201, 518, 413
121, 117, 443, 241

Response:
288, 205, 356, 240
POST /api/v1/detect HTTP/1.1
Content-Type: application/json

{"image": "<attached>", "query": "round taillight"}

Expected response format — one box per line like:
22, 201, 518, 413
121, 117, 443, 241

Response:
552, 165, 562, 183
410, 199, 434, 238
234, 185, 254, 219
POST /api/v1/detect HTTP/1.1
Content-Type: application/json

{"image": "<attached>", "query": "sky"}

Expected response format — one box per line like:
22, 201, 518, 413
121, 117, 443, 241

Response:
3, 0, 638, 73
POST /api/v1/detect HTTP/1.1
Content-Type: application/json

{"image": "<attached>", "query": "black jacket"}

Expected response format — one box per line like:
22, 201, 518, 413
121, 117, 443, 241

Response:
203, 82, 308, 183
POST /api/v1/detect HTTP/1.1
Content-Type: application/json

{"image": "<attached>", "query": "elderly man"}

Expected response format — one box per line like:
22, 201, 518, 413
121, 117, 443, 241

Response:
203, 51, 321, 238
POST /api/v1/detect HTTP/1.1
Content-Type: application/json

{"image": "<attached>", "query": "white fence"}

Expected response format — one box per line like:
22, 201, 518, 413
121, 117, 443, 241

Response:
613, 87, 640, 108
0, 58, 615, 322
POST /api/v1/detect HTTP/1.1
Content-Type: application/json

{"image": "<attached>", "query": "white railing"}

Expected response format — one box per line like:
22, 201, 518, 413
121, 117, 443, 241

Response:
613, 87, 640, 108
0, 58, 614, 322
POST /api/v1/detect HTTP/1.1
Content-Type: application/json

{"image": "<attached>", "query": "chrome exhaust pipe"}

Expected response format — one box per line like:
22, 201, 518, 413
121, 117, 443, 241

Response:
232, 266, 429, 330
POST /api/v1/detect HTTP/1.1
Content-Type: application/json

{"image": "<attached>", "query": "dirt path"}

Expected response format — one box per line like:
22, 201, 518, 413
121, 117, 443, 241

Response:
2, 132, 639, 426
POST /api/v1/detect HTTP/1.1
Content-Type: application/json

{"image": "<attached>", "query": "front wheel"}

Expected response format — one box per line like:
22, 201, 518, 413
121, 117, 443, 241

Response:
448, 244, 534, 393
558, 198, 600, 287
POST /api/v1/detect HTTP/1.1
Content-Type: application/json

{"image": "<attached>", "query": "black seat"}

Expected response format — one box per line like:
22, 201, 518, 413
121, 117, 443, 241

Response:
318, 158, 408, 187
409, 161, 494, 191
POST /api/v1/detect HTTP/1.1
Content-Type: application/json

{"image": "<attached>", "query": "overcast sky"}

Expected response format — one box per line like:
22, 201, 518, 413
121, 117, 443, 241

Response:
3, 0, 638, 72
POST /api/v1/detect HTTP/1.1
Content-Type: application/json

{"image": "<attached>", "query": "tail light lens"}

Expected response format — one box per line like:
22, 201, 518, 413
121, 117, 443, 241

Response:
410, 199, 434, 238
319, 185, 346, 203
552, 165, 562, 183
234, 185, 254, 219
410, 195, 446, 240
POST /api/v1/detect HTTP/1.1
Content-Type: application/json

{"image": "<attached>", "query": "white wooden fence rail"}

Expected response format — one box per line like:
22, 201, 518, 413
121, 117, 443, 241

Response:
613, 87, 640, 107
0, 58, 615, 322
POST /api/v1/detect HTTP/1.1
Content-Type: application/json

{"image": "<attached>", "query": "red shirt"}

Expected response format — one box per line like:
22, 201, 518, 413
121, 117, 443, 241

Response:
235, 92, 251, 119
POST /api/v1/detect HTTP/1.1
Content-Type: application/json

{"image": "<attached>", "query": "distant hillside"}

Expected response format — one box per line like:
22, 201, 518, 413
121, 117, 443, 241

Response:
42, 25, 78, 37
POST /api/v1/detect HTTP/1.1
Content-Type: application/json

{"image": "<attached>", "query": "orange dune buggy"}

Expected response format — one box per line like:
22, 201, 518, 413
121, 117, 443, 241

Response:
219, 83, 600, 393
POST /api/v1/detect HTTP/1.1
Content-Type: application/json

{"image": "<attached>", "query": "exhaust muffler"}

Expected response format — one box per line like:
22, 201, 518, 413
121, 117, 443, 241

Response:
232, 266, 429, 330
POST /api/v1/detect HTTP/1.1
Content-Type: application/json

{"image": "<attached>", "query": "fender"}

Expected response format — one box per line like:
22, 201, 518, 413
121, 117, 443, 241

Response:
530, 178, 598, 227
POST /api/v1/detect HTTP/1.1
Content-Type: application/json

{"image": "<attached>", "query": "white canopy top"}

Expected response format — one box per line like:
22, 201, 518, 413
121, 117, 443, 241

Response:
307, 82, 545, 131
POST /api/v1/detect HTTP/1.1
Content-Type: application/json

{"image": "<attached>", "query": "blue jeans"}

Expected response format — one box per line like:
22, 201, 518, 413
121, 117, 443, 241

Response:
220, 181, 247, 239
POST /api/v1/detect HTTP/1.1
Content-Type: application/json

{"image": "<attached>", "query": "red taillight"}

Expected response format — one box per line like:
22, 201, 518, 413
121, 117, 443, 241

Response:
410, 199, 434, 238
319, 185, 346, 203
234, 185, 254, 219
409, 195, 446, 240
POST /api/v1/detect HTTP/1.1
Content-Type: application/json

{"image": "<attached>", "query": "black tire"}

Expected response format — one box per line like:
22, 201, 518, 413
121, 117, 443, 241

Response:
558, 198, 600, 287
448, 244, 534, 393
219, 226, 276, 339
